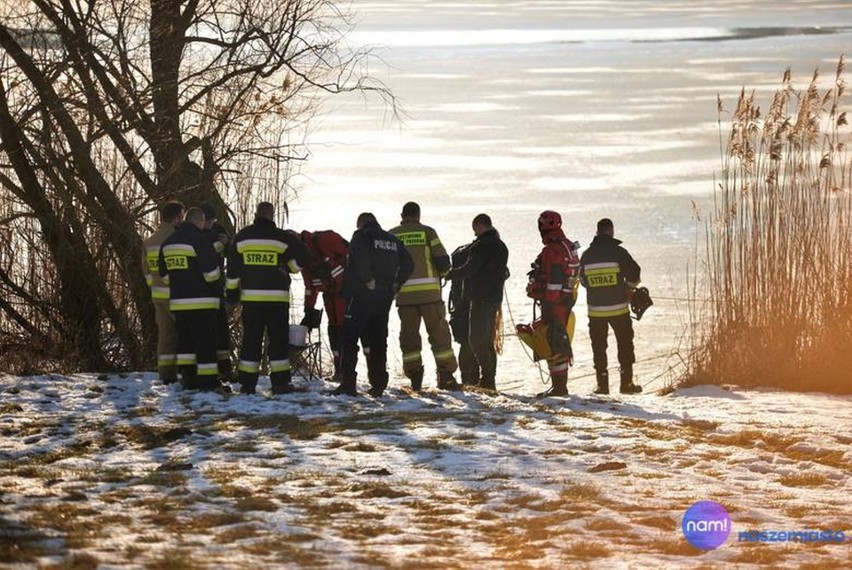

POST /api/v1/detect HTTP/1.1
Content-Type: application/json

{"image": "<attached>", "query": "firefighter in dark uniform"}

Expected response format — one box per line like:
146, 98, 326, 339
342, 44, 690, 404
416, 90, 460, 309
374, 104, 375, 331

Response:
579, 218, 643, 394
332, 212, 414, 397
527, 210, 580, 397
226, 202, 309, 395
158, 206, 225, 391
447, 214, 509, 391
297, 229, 350, 379
200, 201, 233, 382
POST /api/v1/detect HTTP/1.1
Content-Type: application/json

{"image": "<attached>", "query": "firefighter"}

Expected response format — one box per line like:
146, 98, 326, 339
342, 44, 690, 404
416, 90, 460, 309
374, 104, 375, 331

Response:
447, 214, 509, 391
526, 210, 580, 397
332, 213, 414, 397
142, 200, 185, 384
158, 206, 226, 391
389, 202, 461, 391
226, 202, 309, 395
579, 218, 643, 394
296, 229, 350, 379
200, 201, 233, 382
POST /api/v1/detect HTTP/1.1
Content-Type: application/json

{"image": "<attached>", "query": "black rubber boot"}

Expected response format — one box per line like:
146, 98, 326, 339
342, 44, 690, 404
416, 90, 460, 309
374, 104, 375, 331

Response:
437, 370, 462, 391
478, 375, 496, 391
620, 367, 642, 394
536, 373, 568, 397
460, 369, 480, 386
593, 370, 609, 395
409, 366, 424, 392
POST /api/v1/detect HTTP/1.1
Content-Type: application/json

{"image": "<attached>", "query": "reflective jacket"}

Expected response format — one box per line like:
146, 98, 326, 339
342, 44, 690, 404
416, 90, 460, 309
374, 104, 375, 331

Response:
301, 230, 349, 310
158, 222, 222, 311
389, 220, 450, 306
342, 221, 414, 299
527, 228, 580, 306
143, 223, 177, 304
226, 217, 309, 304
579, 234, 641, 318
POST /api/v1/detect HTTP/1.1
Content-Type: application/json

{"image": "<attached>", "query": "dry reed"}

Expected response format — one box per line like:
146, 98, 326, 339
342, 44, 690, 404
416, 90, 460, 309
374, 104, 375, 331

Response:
684, 56, 852, 393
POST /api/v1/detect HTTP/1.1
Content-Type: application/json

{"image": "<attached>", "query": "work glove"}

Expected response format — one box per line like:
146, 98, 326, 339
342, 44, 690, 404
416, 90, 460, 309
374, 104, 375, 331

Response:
300, 307, 323, 330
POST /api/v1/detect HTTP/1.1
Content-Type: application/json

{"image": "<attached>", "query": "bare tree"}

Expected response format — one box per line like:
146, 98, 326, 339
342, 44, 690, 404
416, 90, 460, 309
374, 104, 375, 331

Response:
0, 0, 389, 371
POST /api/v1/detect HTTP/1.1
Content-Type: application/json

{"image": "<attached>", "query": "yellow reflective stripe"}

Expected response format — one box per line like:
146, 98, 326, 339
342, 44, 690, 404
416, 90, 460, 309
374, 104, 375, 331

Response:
145, 273, 154, 286
226, 278, 240, 291
239, 360, 260, 373
424, 247, 435, 279
583, 267, 619, 276
177, 353, 197, 365
269, 359, 291, 372
240, 289, 290, 303
151, 286, 170, 300
433, 348, 455, 362
162, 275, 170, 285
204, 267, 221, 282
588, 303, 630, 317
584, 262, 618, 270
197, 363, 218, 376
626, 280, 641, 288
287, 259, 301, 273
236, 239, 286, 253
162, 244, 196, 256
214, 241, 225, 254
430, 238, 441, 247
400, 283, 441, 293
402, 352, 422, 363
158, 354, 177, 365
170, 297, 220, 311
216, 350, 230, 360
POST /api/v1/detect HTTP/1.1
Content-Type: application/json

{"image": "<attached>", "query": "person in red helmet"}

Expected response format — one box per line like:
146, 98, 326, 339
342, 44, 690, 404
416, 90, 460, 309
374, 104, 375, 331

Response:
296, 229, 350, 379
526, 210, 581, 397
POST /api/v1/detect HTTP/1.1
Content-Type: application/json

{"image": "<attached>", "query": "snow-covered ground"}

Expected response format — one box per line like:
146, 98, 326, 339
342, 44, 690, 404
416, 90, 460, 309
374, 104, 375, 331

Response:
1, 372, 849, 568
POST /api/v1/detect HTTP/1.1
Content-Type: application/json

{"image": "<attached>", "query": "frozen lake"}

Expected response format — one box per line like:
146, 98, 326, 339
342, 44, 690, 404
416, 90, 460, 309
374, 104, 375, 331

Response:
288, 0, 852, 394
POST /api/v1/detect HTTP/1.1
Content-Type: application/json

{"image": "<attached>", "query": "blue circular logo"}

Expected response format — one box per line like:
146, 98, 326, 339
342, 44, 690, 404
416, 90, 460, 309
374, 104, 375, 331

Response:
682, 500, 731, 550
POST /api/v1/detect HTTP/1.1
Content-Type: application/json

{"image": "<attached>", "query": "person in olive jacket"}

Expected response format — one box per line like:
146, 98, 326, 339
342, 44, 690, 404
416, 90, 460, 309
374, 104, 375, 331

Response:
332, 213, 414, 397
447, 213, 509, 391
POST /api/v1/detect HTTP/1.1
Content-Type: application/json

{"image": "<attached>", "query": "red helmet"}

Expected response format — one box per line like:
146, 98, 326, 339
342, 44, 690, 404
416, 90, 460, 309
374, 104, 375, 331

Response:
538, 210, 562, 232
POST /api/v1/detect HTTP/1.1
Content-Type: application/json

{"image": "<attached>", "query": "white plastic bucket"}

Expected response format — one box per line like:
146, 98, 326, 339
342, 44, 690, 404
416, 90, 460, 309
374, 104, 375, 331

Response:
289, 324, 308, 347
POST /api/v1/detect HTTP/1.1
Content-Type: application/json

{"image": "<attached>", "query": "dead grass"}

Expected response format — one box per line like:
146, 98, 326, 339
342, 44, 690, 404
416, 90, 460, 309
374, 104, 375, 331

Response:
642, 537, 704, 556
632, 514, 676, 531
114, 423, 193, 449
562, 541, 612, 559
234, 496, 278, 512
779, 472, 828, 487
584, 517, 631, 533
349, 481, 410, 500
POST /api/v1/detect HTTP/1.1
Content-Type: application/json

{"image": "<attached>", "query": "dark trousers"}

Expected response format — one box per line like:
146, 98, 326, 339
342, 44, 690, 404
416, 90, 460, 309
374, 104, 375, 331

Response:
238, 302, 291, 390
173, 309, 219, 390
452, 305, 479, 385
339, 291, 393, 391
589, 314, 635, 373
215, 302, 230, 363
468, 300, 500, 383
